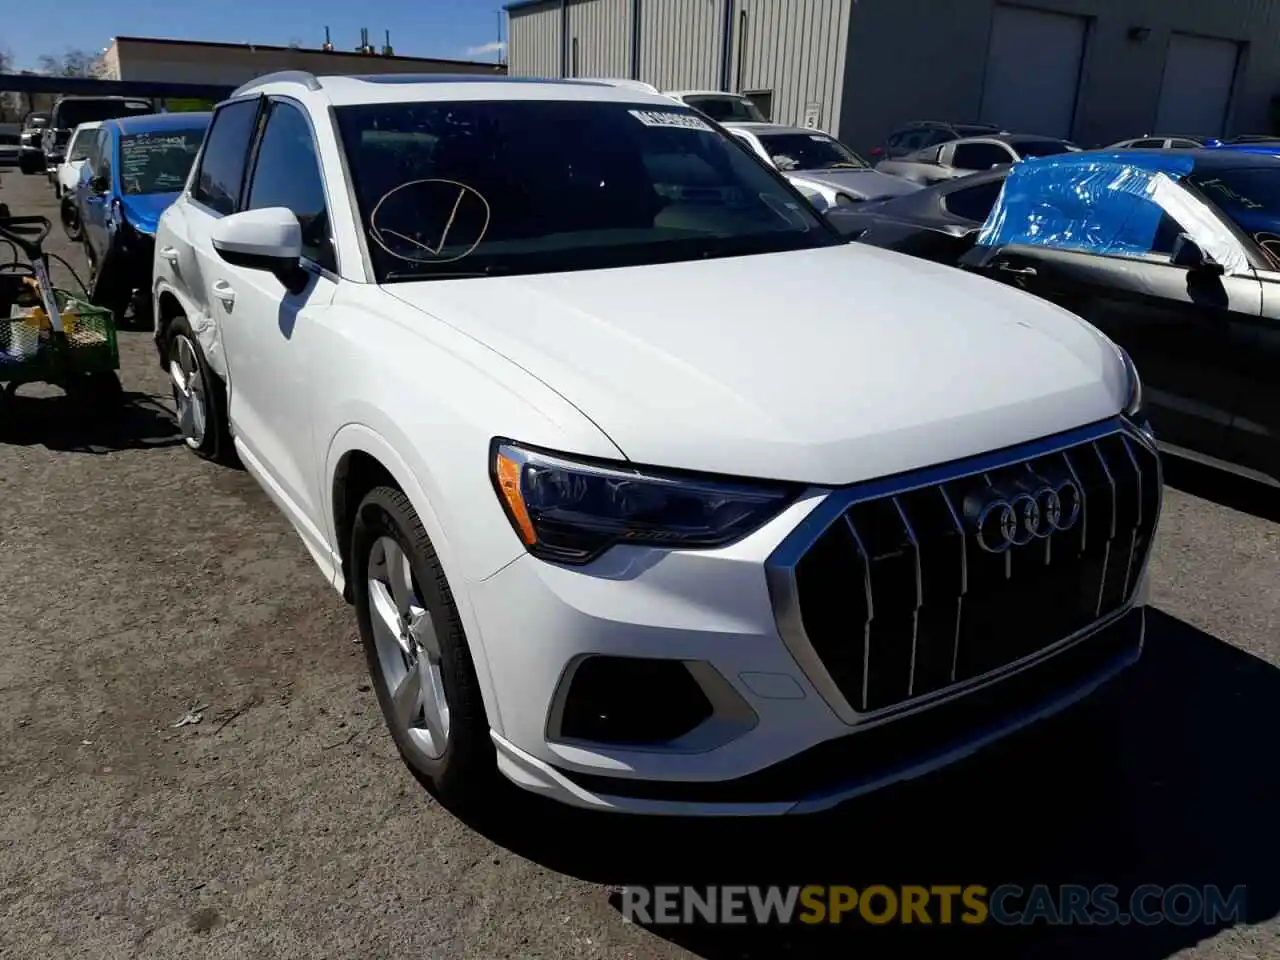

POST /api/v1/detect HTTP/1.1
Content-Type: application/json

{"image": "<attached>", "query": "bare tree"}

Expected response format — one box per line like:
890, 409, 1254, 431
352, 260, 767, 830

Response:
37, 48, 97, 77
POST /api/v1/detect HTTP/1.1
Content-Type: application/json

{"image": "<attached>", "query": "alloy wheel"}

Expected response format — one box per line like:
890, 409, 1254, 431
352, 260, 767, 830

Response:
367, 535, 450, 760
169, 334, 207, 448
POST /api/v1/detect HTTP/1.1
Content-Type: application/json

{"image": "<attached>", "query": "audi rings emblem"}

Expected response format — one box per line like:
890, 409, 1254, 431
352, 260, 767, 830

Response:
974, 481, 1081, 553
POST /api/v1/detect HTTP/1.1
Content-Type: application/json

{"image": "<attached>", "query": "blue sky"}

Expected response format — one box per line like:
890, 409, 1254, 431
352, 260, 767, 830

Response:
2, 0, 510, 70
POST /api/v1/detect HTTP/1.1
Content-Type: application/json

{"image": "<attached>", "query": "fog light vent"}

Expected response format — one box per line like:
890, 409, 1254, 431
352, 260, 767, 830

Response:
555, 656, 713, 746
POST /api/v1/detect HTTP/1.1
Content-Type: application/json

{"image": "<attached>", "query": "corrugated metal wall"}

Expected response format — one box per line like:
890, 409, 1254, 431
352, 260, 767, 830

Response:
638, 0, 724, 90
567, 0, 632, 78
508, 1, 563, 78
839, 0, 1280, 151
730, 0, 851, 131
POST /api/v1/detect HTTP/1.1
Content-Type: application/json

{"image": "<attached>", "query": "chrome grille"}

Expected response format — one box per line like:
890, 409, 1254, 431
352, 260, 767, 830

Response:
767, 419, 1161, 719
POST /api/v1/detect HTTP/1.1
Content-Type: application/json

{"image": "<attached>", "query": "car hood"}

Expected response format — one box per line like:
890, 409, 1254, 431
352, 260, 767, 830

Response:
119, 192, 180, 236
385, 244, 1128, 486
789, 168, 922, 200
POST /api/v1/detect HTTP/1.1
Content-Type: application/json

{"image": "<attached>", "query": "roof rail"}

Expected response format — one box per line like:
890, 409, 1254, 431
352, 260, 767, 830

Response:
231, 70, 322, 97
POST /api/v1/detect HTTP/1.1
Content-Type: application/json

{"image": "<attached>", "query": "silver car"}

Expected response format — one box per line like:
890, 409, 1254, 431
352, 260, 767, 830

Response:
725, 122, 921, 207
875, 133, 1080, 185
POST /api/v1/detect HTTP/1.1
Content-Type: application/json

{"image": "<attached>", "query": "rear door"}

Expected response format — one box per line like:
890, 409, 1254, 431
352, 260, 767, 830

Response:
179, 96, 265, 370
966, 202, 1257, 460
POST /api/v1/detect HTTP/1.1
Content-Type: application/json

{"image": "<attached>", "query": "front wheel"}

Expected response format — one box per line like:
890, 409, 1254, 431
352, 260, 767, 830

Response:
60, 198, 82, 242
166, 314, 233, 463
352, 486, 495, 810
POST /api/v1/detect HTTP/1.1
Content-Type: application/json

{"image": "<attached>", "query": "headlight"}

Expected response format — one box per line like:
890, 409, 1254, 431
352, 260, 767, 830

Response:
1117, 346, 1145, 421
491, 441, 799, 564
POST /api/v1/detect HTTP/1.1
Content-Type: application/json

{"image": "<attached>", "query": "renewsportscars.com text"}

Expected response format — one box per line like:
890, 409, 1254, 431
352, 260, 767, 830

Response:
620, 884, 1247, 927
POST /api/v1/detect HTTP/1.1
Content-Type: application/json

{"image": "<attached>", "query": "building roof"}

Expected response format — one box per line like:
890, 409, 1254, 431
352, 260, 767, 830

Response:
504, 0, 558, 11
109, 35, 502, 70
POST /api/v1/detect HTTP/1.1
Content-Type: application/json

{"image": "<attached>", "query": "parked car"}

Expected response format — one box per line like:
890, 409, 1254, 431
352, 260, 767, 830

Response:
724, 122, 921, 206
825, 167, 1012, 263
663, 89, 768, 122
868, 120, 1005, 162
76, 111, 210, 325
153, 72, 1156, 815
959, 149, 1280, 485
56, 121, 104, 241
0, 123, 19, 165
1106, 135, 1205, 150
17, 112, 49, 174
875, 133, 1081, 185
41, 96, 153, 181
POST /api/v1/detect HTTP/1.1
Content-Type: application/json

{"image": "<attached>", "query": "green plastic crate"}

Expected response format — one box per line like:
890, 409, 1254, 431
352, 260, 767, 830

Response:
0, 291, 119, 387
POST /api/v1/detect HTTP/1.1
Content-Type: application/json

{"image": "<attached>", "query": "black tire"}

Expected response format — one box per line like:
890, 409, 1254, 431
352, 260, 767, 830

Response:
352, 485, 495, 811
61, 198, 82, 242
165, 313, 234, 463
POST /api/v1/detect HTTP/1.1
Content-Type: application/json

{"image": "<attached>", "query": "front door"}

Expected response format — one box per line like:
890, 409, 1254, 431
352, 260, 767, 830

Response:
217, 96, 340, 536
1235, 272, 1280, 479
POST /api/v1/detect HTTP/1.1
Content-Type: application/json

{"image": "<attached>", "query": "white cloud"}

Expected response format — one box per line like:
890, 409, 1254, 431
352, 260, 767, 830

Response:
465, 41, 507, 56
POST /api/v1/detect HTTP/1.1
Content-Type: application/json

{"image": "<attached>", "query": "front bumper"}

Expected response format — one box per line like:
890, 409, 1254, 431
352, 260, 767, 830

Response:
466, 417, 1160, 815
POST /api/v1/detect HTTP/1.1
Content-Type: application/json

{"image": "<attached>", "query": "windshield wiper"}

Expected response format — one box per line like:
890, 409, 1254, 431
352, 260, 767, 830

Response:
383, 265, 508, 281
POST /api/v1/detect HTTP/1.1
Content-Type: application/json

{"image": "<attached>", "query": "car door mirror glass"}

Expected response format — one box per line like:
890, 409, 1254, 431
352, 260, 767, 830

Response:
89, 174, 109, 194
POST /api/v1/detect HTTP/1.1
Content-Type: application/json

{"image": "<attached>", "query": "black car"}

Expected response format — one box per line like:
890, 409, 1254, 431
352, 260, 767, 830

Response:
834, 150, 1280, 484
867, 120, 1005, 162
825, 167, 1010, 263
17, 113, 49, 174
40, 96, 153, 179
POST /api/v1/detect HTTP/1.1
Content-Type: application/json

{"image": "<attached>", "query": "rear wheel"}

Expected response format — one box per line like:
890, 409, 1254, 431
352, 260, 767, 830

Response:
166, 314, 233, 463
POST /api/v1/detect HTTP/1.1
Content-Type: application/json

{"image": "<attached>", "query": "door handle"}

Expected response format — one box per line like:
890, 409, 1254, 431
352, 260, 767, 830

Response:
159, 246, 180, 265
996, 263, 1037, 277
212, 280, 236, 306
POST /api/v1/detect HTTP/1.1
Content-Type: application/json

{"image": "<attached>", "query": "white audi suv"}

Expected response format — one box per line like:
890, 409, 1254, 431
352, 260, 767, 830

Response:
152, 71, 1160, 815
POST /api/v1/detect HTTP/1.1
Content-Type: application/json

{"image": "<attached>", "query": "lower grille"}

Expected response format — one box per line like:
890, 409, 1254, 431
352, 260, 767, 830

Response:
769, 419, 1160, 717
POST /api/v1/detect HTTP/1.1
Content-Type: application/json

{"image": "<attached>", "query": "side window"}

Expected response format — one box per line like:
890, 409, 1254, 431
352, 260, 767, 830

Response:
952, 142, 1014, 171
1170, 139, 1200, 149
942, 178, 1006, 222
68, 129, 93, 162
97, 131, 114, 185
1130, 138, 1164, 149
246, 100, 335, 272
194, 98, 262, 216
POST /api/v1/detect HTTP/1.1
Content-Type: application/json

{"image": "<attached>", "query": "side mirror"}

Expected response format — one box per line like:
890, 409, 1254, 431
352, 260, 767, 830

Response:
1170, 233, 1225, 275
89, 174, 109, 195
211, 207, 309, 294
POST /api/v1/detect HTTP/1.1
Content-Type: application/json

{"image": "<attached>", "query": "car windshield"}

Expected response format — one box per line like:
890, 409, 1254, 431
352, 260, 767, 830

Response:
58, 100, 152, 129
756, 132, 867, 171
1185, 165, 1280, 229
1010, 139, 1075, 158
681, 95, 766, 123
334, 99, 840, 283
118, 128, 206, 195
67, 129, 96, 161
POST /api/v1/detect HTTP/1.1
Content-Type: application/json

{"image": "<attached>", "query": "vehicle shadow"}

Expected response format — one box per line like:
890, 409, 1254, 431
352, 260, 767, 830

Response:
1162, 456, 1280, 525
467, 609, 1278, 959
0, 388, 183, 454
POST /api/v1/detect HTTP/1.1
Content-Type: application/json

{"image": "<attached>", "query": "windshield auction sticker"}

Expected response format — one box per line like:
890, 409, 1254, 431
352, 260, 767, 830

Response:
629, 110, 713, 132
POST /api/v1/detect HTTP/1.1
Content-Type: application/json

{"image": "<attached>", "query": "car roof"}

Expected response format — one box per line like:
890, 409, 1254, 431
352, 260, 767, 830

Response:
665, 90, 748, 99
1038, 148, 1280, 171
234, 73, 683, 109
109, 111, 212, 134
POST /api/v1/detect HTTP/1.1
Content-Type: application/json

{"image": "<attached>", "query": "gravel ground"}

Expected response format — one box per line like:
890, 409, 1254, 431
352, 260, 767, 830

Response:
0, 169, 1277, 960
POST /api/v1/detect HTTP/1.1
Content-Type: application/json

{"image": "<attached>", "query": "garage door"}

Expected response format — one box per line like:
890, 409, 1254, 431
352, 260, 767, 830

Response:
1154, 34, 1241, 137
979, 6, 1088, 138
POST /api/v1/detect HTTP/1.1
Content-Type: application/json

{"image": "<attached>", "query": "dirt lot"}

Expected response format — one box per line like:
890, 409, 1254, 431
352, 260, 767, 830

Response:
0, 168, 1277, 960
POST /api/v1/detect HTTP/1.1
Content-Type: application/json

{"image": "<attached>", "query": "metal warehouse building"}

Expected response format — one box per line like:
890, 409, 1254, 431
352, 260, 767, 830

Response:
505, 0, 1280, 148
